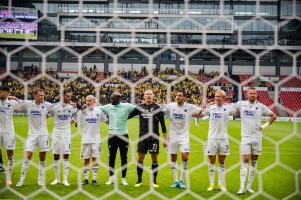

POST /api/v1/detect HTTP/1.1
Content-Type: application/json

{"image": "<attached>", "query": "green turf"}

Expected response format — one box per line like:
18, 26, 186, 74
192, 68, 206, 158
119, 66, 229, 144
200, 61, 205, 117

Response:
0, 117, 300, 200
0, 33, 37, 39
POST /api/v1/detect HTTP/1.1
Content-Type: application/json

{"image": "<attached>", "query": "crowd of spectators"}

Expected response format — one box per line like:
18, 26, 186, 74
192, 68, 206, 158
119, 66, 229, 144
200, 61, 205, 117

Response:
82, 65, 98, 81
13, 64, 40, 80
118, 66, 147, 82
2, 66, 235, 106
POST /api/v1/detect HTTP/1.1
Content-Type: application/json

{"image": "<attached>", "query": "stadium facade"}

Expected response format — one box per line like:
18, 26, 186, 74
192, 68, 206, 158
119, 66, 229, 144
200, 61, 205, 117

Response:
0, 0, 300, 76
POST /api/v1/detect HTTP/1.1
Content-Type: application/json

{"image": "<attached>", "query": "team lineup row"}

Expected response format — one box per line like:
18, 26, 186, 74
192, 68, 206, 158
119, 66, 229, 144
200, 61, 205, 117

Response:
0, 85, 277, 195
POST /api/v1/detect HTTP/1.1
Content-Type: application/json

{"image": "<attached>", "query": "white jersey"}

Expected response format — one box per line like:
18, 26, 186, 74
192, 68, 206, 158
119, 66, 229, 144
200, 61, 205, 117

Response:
80, 107, 107, 144
203, 104, 237, 139
49, 103, 77, 135
0, 99, 19, 133
235, 101, 273, 137
20, 100, 52, 136
164, 102, 201, 139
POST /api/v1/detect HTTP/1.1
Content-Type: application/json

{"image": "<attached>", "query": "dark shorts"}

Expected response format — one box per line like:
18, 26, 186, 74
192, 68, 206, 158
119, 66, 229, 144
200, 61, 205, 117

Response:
137, 139, 159, 154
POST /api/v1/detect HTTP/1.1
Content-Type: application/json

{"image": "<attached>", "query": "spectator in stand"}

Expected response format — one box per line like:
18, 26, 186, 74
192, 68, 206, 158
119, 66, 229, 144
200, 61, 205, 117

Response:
2, 68, 234, 105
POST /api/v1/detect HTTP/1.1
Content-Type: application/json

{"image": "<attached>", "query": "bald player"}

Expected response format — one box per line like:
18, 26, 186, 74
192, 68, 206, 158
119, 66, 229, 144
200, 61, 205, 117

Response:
236, 87, 277, 194
80, 95, 107, 186
198, 90, 237, 192
98, 92, 135, 186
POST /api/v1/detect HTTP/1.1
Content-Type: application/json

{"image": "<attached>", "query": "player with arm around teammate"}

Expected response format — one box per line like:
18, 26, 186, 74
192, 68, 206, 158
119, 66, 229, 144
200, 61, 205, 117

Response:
16, 89, 52, 186
98, 92, 135, 186
196, 90, 237, 192
236, 87, 277, 194
49, 90, 77, 186
163, 89, 202, 189
0, 85, 20, 185
80, 95, 107, 186
128, 89, 167, 188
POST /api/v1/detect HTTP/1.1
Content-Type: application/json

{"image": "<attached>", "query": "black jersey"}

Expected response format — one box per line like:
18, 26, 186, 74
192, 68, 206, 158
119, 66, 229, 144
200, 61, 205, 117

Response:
128, 102, 166, 140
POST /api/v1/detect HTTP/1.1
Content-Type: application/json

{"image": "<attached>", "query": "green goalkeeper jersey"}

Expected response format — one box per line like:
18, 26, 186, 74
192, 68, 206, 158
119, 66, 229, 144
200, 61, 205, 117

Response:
99, 102, 135, 135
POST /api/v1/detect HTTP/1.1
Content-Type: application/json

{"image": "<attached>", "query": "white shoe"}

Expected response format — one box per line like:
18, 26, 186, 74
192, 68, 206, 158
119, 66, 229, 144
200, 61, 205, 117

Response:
62, 180, 70, 187
237, 187, 245, 195
51, 179, 60, 185
106, 176, 114, 185
121, 178, 128, 186
16, 181, 24, 187
246, 187, 255, 194
38, 180, 44, 186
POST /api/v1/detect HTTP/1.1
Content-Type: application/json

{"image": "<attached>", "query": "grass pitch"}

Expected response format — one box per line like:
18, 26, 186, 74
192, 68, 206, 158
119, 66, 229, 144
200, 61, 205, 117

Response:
0, 33, 37, 40
0, 116, 300, 200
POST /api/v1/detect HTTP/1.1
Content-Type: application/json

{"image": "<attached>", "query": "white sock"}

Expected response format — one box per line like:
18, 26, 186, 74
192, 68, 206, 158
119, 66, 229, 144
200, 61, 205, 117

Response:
63, 159, 69, 181
180, 160, 188, 181
240, 162, 248, 189
7, 156, 14, 181
171, 161, 178, 182
247, 160, 257, 188
53, 160, 60, 180
83, 165, 89, 180
218, 164, 225, 185
208, 163, 215, 185
92, 164, 99, 181
20, 158, 30, 182
39, 161, 46, 183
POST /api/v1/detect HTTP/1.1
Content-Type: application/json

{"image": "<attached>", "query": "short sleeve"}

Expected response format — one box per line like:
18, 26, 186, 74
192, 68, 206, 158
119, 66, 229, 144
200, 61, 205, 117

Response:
71, 107, 78, 120
228, 104, 238, 115
162, 103, 170, 113
19, 100, 31, 108
10, 100, 20, 110
99, 109, 108, 122
190, 104, 202, 115
45, 102, 53, 112
47, 103, 58, 113
203, 107, 210, 117
126, 103, 136, 113
261, 104, 273, 116
97, 105, 107, 114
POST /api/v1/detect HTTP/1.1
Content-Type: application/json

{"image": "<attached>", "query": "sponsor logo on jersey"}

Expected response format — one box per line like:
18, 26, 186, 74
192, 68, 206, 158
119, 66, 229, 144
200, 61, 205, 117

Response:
31, 110, 41, 116
0, 109, 6, 113
173, 113, 185, 119
212, 113, 221, 119
243, 110, 255, 116
57, 114, 70, 120
86, 118, 97, 123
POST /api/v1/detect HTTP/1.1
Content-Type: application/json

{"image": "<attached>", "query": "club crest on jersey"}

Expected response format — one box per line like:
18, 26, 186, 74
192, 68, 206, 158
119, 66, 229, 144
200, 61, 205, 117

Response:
256, 107, 259, 110
184, 109, 187, 112
8, 104, 10, 107
224, 108, 226, 111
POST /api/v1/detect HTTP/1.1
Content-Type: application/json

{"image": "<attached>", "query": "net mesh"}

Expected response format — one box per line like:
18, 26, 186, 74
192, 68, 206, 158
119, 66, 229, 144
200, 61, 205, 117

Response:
0, 0, 300, 199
